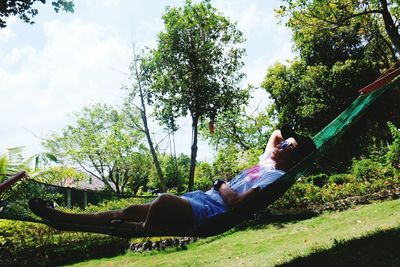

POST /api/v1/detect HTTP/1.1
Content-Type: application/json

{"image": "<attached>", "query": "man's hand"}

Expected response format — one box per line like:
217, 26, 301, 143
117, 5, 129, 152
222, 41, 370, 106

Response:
218, 183, 260, 208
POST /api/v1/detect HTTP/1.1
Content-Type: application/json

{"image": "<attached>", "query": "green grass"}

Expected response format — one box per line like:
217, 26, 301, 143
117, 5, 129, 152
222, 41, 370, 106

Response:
69, 199, 400, 267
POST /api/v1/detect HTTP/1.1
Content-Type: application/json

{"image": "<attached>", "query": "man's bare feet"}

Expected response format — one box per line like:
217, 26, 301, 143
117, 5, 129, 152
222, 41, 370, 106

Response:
28, 198, 57, 221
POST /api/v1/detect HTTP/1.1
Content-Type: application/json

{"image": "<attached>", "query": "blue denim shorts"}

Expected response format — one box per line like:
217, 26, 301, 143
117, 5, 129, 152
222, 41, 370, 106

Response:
181, 190, 227, 227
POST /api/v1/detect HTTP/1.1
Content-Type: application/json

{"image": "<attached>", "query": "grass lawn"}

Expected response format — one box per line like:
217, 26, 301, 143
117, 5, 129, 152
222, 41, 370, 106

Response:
69, 199, 400, 267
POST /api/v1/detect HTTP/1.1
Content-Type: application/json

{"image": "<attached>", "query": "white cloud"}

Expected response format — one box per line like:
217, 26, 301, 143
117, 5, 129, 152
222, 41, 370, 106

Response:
0, 18, 131, 154
0, 27, 16, 44
214, 0, 277, 34
1, 46, 37, 66
90, 0, 125, 9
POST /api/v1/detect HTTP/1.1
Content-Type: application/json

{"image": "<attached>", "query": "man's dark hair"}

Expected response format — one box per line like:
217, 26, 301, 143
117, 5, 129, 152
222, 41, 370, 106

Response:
292, 136, 316, 163
280, 124, 316, 163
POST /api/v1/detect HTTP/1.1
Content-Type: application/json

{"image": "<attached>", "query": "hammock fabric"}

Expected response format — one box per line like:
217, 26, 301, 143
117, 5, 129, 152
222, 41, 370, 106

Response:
0, 70, 399, 238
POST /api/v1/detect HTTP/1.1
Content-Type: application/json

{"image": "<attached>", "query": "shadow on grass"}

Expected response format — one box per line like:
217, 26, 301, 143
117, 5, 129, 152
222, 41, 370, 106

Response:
234, 210, 318, 231
278, 227, 400, 267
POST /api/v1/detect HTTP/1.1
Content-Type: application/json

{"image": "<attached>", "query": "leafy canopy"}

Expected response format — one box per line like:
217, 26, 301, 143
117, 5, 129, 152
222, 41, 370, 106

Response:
43, 104, 150, 194
0, 0, 74, 28
143, 0, 248, 129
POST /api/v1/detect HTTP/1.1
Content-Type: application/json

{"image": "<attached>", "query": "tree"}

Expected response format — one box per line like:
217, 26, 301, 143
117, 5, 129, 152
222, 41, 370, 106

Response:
43, 104, 151, 195
262, 59, 380, 134
123, 46, 166, 192
143, 0, 248, 191
35, 166, 87, 186
260, 0, 400, 173
0, 147, 28, 182
147, 153, 190, 193
211, 144, 260, 181
0, 146, 57, 182
277, 0, 400, 63
386, 121, 400, 168
0, 0, 74, 28
200, 105, 273, 151
193, 161, 213, 191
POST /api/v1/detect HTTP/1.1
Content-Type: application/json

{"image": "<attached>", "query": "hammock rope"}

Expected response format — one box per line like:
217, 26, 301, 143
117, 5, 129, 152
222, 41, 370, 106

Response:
1, 68, 399, 237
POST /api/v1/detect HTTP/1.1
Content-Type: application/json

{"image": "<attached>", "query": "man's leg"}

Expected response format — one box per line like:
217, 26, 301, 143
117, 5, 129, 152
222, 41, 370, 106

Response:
141, 193, 193, 233
29, 198, 151, 225
30, 193, 194, 232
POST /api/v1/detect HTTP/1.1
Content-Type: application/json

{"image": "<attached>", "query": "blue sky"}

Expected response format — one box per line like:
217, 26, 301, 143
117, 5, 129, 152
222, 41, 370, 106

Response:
0, 0, 294, 162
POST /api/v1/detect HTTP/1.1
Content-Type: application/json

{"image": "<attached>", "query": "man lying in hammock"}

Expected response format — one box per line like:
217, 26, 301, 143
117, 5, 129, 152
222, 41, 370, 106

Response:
29, 125, 315, 234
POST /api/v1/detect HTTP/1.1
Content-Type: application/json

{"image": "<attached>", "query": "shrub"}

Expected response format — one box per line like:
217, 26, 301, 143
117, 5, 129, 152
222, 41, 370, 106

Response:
212, 145, 243, 180
386, 122, 400, 169
304, 173, 329, 187
83, 196, 155, 213
351, 159, 385, 181
194, 162, 214, 191
271, 173, 399, 211
328, 173, 354, 185
0, 220, 128, 266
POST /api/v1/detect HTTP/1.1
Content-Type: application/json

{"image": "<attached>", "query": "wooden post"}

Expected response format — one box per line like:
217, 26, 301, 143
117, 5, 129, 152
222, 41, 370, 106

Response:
67, 189, 71, 208
83, 191, 88, 209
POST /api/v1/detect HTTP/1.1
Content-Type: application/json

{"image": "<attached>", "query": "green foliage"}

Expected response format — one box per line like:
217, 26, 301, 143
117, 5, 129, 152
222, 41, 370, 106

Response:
0, 147, 26, 182
123, 47, 167, 192
211, 145, 262, 181
200, 105, 273, 151
328, 173, 354, 185
0, 0, 74, 28
83, 196, 154, 213
277, 0, 400, 64
43, 103, 150, 194
0, 147, 57, 182
262, 59, 377, 135
143, 0, 248, 190
194, 161, 214, 191
34, 166, 87, 186
274, 174, 399, 210
143, 0, 247, 129
0, 220, 127, 266
351, 159, 395, 182
386, 122, 400, 168
147, 153, 190, 193
304, 173, 328, 187
273, 153, 399, 210
212, 145, 242, 181
268, 0, 400, 173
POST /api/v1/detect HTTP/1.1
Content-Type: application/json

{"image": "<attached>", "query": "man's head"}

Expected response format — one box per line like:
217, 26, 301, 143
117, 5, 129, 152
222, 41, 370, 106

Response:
276, 124, 316, 168
290, 135, 316, 163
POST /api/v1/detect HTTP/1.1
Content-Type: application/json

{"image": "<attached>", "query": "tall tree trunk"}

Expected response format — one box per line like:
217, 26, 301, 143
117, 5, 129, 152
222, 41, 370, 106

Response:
188, 116, 199, 191
140, 108, 166, 192
133, 50, 166, 192
380, 0, 400, 53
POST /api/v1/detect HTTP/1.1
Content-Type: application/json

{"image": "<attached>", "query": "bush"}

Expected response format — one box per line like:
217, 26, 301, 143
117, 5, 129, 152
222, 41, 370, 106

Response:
83, 196, 155, 213
0, 195, 164, 266
271, 173, 399, 211
212, 145, 243, 180
328, 173, 354, 185
386, 122, 400, 169
304, 173, 329, 187
194, 162, 214, 191
351, 159, 389, 181
0, 220, 128, 267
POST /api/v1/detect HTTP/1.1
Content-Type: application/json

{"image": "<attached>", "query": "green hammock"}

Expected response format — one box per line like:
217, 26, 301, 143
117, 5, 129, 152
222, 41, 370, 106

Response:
0, 70, 399, 238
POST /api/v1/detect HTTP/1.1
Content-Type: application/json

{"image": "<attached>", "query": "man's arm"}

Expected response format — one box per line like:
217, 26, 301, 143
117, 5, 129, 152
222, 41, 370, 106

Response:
218, 183, 260, 208
265, 129, 284, 151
